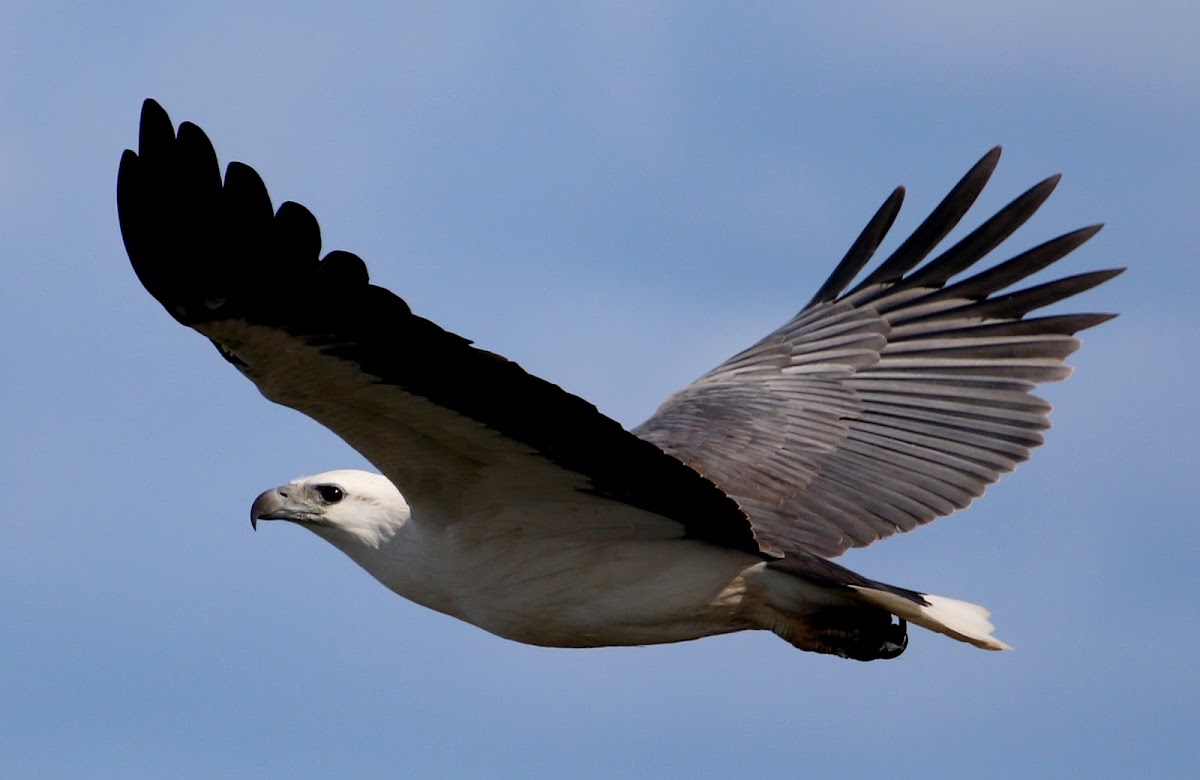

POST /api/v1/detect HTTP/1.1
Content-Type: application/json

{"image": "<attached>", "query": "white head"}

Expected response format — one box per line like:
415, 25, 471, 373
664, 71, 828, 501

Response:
250, 469, 410, 549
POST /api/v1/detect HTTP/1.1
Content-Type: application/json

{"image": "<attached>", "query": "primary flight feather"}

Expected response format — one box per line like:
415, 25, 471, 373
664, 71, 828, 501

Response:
119, 100, 1119, 660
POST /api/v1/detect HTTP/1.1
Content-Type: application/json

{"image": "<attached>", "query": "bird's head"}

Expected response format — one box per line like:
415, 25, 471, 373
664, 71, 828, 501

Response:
250, 469, 410, 549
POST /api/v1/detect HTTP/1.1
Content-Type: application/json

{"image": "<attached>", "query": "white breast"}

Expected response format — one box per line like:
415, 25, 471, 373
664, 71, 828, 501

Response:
328, 500, 768, 647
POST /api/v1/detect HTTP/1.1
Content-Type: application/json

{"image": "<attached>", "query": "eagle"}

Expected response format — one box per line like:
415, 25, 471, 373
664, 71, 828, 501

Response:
118, 100, 1119, 661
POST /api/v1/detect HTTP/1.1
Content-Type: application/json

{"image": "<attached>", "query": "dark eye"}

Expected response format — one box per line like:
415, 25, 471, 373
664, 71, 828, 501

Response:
315, 485, 344, 504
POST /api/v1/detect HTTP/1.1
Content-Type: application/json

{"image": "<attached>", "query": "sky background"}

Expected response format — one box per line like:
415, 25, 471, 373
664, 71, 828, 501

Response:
2, 3, 1196, 778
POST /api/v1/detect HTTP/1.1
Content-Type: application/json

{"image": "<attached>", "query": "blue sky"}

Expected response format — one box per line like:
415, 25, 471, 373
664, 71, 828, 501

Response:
2, 3, 1196, 778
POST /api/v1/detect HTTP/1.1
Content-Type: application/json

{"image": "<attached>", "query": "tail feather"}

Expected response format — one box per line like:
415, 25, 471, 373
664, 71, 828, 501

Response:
761, 553, 1009, 656
851, 586, 1011, 650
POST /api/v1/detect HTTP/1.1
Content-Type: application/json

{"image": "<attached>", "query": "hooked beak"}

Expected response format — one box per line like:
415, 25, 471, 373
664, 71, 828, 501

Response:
250, 487, 316, 531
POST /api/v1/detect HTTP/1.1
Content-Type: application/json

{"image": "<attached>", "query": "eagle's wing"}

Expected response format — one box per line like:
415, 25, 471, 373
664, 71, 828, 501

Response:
118, 100, 759, 553
634, 148, 1121, 558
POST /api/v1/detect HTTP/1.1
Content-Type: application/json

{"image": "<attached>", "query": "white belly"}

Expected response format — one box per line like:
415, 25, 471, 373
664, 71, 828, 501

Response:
334, 505, 769, 648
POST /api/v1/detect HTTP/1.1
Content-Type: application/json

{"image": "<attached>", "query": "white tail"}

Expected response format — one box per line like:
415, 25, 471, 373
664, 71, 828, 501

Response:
851, 586, 1012, 651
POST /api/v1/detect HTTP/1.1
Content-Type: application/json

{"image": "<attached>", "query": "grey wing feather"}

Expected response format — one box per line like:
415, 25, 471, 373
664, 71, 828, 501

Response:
634, 148, 1121, 558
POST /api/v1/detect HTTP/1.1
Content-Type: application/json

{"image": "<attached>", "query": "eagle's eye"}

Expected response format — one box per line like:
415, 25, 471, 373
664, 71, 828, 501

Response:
315, 485, 344, 504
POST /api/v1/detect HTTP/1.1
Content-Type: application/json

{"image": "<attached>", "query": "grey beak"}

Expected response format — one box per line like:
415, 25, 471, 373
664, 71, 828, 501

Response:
250, 486, 303, 531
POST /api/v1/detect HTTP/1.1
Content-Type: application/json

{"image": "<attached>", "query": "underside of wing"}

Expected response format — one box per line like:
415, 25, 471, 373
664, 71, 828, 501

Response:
118, 99, 759, 553
635, 148, 1121, 558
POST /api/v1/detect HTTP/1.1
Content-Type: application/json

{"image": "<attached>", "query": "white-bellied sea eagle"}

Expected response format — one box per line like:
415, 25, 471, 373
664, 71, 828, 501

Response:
118, 100, 1120, 660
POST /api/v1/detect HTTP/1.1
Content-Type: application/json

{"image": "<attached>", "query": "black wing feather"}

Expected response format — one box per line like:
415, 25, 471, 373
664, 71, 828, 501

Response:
119, 99, 761, 555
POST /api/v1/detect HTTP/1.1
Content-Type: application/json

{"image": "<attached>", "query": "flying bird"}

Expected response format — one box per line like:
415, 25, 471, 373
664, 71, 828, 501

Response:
118, 99, 1119, 661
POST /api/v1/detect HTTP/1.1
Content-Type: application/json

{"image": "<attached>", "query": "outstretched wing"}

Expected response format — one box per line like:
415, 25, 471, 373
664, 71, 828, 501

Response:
118, 99, 759, 554
634, 148, 1121, 558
